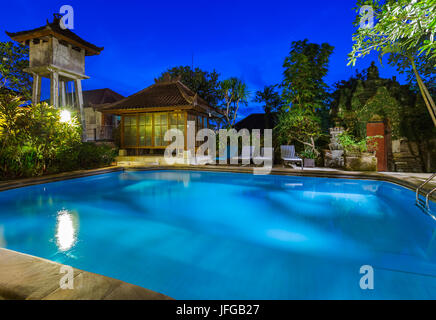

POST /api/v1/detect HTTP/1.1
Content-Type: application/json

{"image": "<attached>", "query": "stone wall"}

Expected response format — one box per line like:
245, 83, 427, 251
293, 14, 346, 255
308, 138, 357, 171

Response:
391, 138, 436, 173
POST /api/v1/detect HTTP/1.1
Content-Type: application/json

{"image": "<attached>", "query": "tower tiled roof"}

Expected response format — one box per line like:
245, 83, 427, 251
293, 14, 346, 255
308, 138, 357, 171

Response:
6, 14, 103, 56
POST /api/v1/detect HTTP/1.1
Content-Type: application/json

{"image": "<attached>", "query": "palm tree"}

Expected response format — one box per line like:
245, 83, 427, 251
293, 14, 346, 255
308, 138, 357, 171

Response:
220, 78, 250, 128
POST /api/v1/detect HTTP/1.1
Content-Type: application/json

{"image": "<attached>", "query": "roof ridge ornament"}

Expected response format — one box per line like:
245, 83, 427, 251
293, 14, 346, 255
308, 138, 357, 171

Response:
53, 13, 63, 22
47, 13, 62, 27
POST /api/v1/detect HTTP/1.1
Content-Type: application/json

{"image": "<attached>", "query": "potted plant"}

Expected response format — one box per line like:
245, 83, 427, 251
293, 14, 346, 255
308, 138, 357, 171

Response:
300, 148, 317, 168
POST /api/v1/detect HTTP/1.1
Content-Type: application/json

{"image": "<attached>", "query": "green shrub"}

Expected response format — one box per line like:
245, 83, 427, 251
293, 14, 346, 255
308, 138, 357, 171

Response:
76, 143, 117, 169
275, 107, 323, 158
0, 94, 116, 179
337, 132, 382, 154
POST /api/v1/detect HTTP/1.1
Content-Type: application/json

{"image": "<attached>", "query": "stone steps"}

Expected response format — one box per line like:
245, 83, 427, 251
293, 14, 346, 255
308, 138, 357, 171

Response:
116, 156, 163, 166
393, 154, 423, 172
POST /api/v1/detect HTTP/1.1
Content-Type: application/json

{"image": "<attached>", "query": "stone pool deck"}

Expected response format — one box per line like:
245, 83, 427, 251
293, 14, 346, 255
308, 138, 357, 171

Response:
0, 164, 435, 300
0, 248, 172, 300
0, 166, 122, 192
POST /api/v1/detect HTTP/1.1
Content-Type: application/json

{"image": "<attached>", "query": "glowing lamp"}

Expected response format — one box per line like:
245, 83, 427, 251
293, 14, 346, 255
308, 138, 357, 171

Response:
60, 110, 71, 123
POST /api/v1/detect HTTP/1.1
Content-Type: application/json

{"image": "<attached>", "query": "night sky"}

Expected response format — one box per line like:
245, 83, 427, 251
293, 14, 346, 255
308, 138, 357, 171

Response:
0, 0, 404, 119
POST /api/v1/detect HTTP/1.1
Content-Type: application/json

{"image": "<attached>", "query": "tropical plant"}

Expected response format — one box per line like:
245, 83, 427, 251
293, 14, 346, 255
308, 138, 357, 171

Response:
387, 47, 436, 94
348, 0, 436, 126
253, 85, 283, 128
25, 102, 82, 172
66, 142, 116, 170
0, 94, 116, 179
299, 147, 317, 160
337, 131, 381, 154
0, 93, 27, 147
0, 41, 32, 100
220, 77, 250, 128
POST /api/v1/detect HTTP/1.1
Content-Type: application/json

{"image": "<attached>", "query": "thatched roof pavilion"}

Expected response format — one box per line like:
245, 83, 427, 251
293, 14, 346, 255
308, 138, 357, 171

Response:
101, 80, 222, 153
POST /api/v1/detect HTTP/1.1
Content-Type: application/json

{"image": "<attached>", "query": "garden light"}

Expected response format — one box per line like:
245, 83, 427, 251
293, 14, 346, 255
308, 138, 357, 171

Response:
60, 109, 71, 123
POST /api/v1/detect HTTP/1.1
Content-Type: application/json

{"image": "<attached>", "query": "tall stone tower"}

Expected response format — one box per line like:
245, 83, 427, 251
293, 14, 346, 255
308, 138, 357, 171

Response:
6, 14, 104, 141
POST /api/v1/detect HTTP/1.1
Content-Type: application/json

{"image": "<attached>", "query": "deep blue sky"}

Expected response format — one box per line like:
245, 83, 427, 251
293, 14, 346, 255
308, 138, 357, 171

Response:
1, 0, 404, 119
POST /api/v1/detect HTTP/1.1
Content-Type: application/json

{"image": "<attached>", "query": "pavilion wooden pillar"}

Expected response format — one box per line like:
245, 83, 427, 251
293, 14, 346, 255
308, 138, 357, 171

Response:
74, 79, 87, 142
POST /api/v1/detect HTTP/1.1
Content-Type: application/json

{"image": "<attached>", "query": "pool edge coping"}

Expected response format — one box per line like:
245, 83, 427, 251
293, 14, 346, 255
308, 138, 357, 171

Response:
0, 165, 434, 201
0, 166, 123, 192
0, 247, 173, 300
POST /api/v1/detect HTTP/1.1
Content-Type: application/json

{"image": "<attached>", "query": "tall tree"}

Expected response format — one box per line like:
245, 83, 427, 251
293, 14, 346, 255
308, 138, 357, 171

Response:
281, 39, 334, 112
276, 40, 333, 158
348, 0, 436, 126
253, 84, 283, 128
0, 41, 32, 100
156, 66, 221, 108
220, 77, 250, 128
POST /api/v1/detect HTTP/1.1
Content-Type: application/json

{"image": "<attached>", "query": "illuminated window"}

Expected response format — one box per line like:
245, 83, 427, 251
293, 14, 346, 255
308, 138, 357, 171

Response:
170, 113, 185, 135
139, 114, 152, 146
154, 113, 168, 146
123, 115, 137, 146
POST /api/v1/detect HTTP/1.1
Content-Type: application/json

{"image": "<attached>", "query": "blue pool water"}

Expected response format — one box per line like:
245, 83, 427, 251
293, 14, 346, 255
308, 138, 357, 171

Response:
0, 170, 435, 299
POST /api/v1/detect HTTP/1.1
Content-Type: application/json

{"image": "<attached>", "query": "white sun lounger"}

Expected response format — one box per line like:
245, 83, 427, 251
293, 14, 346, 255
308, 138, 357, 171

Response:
281, 145, 303, 170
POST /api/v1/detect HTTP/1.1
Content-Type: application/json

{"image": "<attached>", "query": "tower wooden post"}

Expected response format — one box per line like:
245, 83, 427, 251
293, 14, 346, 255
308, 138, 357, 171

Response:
31, 73, 41, 106
50, 71, 59, 108
74, 79, 87, 142
60, 81, 67, 107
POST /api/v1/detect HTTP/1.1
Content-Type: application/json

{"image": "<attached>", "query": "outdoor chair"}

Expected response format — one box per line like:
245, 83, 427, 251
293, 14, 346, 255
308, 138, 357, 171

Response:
281, 145, 303, 170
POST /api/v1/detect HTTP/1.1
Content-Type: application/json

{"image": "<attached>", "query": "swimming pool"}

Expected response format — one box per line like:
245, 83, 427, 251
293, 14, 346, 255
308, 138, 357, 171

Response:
0, 170, 435, 299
